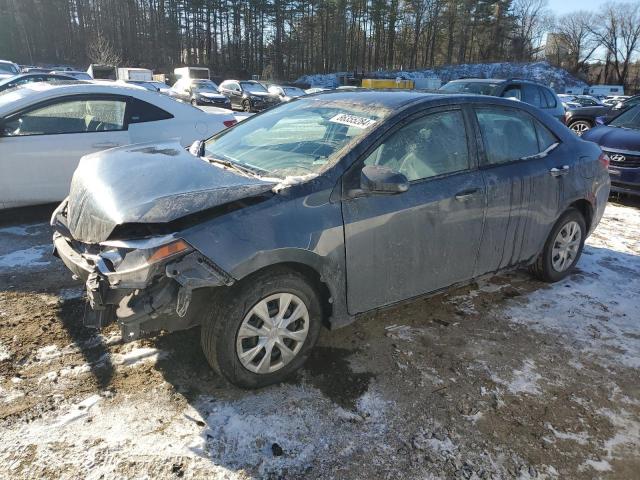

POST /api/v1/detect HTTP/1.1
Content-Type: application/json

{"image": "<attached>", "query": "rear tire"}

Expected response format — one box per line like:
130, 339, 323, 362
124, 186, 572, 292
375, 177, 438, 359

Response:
200, 267, 322, 389
569, 120, 592, 136
530, 208, 586, 282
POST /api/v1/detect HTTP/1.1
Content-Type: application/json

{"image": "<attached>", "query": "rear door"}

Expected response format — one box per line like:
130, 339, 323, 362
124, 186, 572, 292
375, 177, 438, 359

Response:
472, 105, 564, 274
0, 95, 130, 207
342, 106, 486, 313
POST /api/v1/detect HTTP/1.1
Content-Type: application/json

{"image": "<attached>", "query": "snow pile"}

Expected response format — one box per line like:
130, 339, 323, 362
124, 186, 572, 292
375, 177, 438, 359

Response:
506, 203, 640, 368
296, 62, 586, 91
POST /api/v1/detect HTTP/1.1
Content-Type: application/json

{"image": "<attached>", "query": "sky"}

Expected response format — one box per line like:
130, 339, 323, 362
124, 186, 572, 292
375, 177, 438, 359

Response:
546, 0, 603, 16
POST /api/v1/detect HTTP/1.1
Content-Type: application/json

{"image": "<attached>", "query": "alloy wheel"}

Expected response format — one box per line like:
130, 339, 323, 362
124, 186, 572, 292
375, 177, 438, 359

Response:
551, 221, 582, 272
570, 121, 590, 136
236, 292, 309, 374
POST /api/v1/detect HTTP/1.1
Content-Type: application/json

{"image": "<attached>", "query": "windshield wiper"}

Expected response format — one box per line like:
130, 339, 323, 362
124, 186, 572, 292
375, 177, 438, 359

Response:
205, 154, 268, 178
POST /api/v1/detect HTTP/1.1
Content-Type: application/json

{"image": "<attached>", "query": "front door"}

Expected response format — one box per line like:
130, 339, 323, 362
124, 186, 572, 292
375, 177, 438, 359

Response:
342, 107, 486, 314
0, 95, 130, 208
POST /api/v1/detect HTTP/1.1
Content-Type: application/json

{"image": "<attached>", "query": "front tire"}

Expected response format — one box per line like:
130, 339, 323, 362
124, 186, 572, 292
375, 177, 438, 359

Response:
242, 99, 252, 112
191, 98, 198, 106
201, 267, 323, 388
530, 208, 586, 282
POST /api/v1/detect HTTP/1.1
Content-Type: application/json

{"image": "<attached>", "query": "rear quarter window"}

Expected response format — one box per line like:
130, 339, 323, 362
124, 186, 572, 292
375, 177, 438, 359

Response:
127, 98, 173, 123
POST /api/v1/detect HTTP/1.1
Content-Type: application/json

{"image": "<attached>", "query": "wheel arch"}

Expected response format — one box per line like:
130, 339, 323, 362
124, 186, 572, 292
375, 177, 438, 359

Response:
568, 198, 594, 233
231, 252, 345, 330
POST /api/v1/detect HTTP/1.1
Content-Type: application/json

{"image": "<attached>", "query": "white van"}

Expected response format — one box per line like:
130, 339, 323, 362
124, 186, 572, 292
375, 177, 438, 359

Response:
588, 85, 624, 97
117, 67, 153, 82
174, 67, 210, 81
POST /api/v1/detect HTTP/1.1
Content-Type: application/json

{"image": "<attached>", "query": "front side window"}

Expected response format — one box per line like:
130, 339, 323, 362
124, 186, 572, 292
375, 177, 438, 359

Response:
2, 97, 126, 136
475, 107, 541, 164
204, 98, 389, 178
364, 110, 470, 181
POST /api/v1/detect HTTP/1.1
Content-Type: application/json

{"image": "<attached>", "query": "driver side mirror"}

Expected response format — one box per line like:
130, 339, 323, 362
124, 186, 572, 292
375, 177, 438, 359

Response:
360, 165, 409, 194
189, 139, 205, 157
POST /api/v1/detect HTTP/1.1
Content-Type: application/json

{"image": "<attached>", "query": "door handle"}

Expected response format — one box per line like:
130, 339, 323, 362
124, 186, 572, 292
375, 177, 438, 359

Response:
455, 188, 480, 201
92, 142, 120, 149
549, 165, 570, 177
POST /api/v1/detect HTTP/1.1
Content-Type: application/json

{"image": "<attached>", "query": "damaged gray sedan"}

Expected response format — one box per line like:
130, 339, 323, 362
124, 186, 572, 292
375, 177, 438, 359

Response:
52, 91, 610, 388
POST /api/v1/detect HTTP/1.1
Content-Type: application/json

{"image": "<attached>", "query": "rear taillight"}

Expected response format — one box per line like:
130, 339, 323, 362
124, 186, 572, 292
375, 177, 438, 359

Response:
599, 152, 610, 169
223, 119, 237, 128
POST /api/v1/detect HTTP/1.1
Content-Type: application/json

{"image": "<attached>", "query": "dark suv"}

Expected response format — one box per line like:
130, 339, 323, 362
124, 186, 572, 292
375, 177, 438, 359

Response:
218, 80, 280, 112
440, 78, 565, 121
52, 91, 610, 388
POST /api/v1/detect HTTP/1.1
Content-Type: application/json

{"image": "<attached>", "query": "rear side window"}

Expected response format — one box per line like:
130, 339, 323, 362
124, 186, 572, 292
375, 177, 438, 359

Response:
522, 84, 543, 108
127, 98, 173, 124
364, 110, 470, 181
475, 107, 539, 164
502, 85, 521, 100
541, 88, 557, 108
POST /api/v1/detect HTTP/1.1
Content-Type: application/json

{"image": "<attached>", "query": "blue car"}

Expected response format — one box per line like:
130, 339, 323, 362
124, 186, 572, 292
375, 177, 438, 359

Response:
584, 105, 640, 196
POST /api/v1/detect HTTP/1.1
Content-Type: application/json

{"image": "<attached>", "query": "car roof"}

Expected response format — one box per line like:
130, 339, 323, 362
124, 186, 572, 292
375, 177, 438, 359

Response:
447, 78, 506, 84
302, 89, 474, 108
0, 81, 179, 115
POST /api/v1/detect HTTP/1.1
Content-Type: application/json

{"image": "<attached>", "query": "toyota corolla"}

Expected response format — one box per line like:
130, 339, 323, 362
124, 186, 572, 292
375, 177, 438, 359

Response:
52, 91, 610, 388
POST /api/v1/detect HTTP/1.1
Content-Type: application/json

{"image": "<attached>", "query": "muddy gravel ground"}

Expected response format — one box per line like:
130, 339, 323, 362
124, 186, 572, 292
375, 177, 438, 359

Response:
0, 198, 639, 480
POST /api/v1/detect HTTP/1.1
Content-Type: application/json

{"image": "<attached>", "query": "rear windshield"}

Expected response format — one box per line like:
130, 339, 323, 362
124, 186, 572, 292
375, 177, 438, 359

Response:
440, 81, 500, 96
0, 63, 19, 75
204, 98, 389, 178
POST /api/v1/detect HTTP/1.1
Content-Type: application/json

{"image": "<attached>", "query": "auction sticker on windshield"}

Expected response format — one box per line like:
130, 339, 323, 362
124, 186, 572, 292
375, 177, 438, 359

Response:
329, 113, 377, 129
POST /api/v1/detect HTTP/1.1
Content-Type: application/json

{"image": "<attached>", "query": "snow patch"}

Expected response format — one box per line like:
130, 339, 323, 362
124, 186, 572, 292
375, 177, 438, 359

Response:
0, 341, 10, 361
0, 245, 51, 268
545, 423, 590, 445
492, 359, 542, 395
505, 204, 640, 368
56, 394, 102, 426
111, 347, 163, 367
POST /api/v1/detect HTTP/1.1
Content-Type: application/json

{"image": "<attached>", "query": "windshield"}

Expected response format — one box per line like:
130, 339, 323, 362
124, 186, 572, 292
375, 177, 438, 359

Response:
284, 87, 305, 97
192, 80, 219, 92
241, 82, 268, 93
0, 63, 19, 75
204, 98, 388, 178
439, 81, 500, 96
609, 106, 640, 130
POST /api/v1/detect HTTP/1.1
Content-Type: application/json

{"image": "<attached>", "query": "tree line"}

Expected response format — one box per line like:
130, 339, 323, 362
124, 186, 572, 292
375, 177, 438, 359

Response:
0, 0, 638, 87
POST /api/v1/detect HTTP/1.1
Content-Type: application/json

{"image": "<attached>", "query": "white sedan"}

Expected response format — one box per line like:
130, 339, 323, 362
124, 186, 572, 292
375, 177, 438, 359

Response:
0, 82, 237, 209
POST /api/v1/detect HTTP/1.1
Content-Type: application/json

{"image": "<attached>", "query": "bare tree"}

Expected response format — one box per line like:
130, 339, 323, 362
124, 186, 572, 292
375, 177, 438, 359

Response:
554, 11, 598, 73
589, 2, 640, 85
511, 0, 552, 61
87, 32, 121, 66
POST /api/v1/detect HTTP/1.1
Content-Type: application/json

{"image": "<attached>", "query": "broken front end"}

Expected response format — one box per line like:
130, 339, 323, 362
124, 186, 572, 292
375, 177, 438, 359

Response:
52, 201, 233, 341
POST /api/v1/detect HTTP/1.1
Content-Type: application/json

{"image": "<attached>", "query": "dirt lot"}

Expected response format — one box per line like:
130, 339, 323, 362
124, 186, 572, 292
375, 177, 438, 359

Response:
0, 198, 639, 480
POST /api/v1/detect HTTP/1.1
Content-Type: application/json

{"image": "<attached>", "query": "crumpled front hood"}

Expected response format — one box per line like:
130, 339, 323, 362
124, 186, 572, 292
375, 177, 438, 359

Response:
65, 141, 276, 243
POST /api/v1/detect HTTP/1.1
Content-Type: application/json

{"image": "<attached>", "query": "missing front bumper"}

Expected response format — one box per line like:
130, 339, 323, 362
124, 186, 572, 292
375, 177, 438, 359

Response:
54, 234, 234, 340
